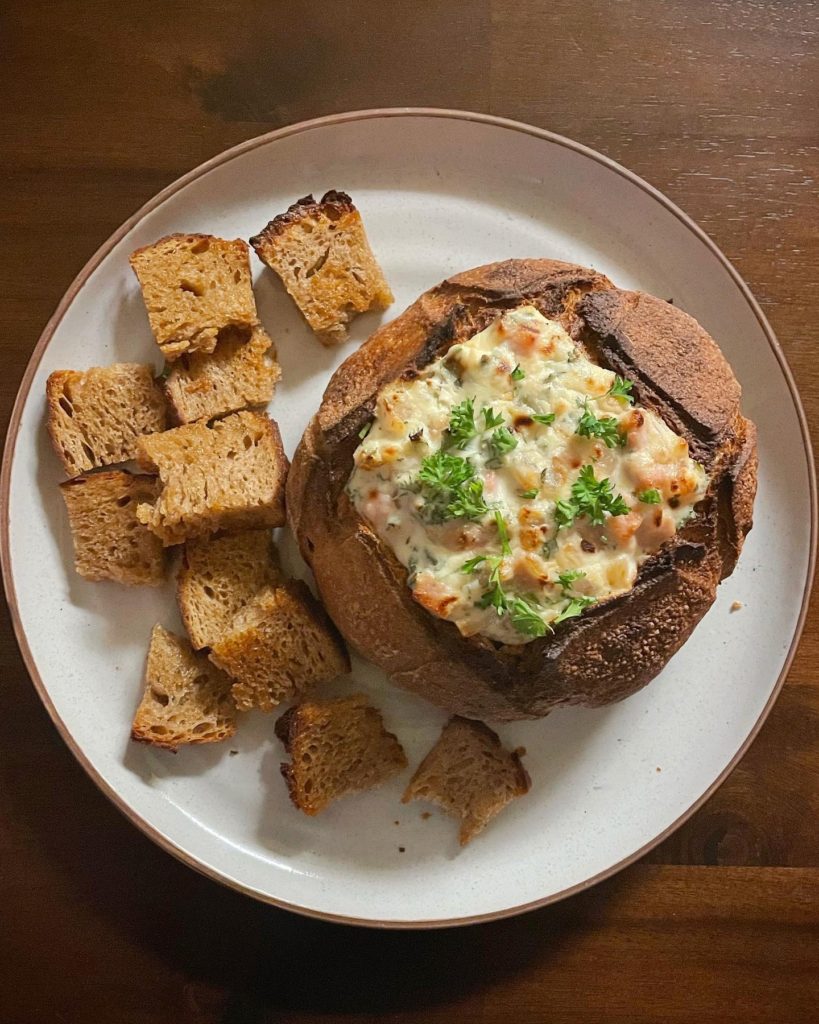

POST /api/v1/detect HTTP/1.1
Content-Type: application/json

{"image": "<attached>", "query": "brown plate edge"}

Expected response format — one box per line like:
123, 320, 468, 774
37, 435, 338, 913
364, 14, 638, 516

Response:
1, 107, 815, 930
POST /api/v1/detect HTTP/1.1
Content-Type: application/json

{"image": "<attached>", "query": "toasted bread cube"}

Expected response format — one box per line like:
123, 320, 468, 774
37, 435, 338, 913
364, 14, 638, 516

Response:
275, 694, 407, 815
177, 529, 282, 650
130, 234, 257, 360
59, 471, 166, 586
209, 581, 350, 712
250, 190, 393, 346
163, 323, 280, 425
131, 625, 237, 750
46, 363, 166, 478
402, 718, 530, 845
135, 411, 288, 545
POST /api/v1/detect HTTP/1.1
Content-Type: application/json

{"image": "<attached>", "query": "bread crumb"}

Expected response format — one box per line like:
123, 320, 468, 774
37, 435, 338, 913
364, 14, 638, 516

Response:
730, 601, 743, 612
398, 846, 406, 853
421, 811, 431, 820
656, 766, 662, 773
229, 750, 239, 756
393, 820, 400, 826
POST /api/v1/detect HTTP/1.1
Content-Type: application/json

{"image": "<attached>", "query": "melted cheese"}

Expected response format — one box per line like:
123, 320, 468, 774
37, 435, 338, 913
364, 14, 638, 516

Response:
348, 306, 708, 645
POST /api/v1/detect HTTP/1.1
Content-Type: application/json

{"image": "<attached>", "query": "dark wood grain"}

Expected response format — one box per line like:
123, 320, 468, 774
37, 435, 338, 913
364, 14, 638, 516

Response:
1, 1, 817, 1021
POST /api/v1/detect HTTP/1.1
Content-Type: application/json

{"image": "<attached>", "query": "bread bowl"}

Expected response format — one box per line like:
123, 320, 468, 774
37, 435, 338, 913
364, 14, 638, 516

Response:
287, 259, 757, 721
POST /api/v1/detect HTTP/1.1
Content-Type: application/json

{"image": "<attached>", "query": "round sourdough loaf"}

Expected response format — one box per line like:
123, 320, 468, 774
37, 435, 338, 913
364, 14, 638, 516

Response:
287, 260, 757, 721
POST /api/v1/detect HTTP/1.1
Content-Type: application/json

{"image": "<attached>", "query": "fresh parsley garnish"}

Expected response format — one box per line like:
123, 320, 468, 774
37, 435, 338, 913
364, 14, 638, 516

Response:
494, 510, 512, 556
358, 421, 372, 440
555, 498, 577, 528
482, 406, 505, 430
415, 451, 489, 522
607, 376, 634, 403
479, 580, 507, 615
443, 398, 477, 450
638, 488, 662, 504
554, 595, 595, 625
576, 403, 626, 449
532, 413, 556, 426
447, 479, 490, 520
486, 426, 518, 462
554, 465, 630, 528
556, 569, 586, 591
418, 450, 473, 491
511, 364, 526, 381
464, 551, 552, 639
472, 561, 549, 637
508, 595, 548, 637
461, 554, 487, 574
519, 488, 539, 500
477, 557, 506, 614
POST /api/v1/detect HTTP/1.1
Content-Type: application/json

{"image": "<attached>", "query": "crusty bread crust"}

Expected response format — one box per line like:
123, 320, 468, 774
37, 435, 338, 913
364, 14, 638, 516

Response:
249, 191, 356, 245
287, 259, 758, 721
249, 191, 393, 345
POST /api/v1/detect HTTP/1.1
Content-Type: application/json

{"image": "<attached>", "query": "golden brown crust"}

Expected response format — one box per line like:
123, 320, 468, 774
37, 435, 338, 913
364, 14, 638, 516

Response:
287, 260, 758, 721
249, 191, 355, 249
249, 190, 392, 346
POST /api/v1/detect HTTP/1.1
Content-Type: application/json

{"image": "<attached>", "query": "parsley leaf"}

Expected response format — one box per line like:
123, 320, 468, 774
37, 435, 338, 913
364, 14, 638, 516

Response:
447, 479, 490, 520
508, 595, 549, 637
638, 488, 662, 504
518, 488, 539, 500
461, 555, 487, 574
418, 451, 474, 491
486, 426, 518, 462
554, 595, 595, 625
494, 510, 512, 556
469, 557, 551, 638
482, 406, 505, 430
478, 579, 507, 615
532, 413, 556, 426
558, 465, 630, 527
415, 452, 488, 522
607, 376, 634, 403
576, 403, 626, 448
555, 498, 578, 528
443, 397, 477, 450
511, 364, 526, 381
557, 569, 586, 591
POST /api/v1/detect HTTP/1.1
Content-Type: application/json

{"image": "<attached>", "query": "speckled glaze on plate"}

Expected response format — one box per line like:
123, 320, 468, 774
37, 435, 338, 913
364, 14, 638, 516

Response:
2, 110, 814, 928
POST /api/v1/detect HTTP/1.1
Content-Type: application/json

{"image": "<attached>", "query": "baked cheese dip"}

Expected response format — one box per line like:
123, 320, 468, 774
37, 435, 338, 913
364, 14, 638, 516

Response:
348, 306, 708, 645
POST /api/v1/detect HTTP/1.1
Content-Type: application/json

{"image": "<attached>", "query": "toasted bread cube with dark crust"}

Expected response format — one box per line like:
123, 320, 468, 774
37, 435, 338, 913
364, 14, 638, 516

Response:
177, 529, 283, 650
130, 234, 257, 360
135, 411, 288, 545
47, 363, 166, 478
275, 694, 407, 815
59, 471, 166, 586
250, 191, 393, 346
163, 323, 280, 425
131, 625, 237, 751
209, 580, 350, 712
402, 717, 530, 845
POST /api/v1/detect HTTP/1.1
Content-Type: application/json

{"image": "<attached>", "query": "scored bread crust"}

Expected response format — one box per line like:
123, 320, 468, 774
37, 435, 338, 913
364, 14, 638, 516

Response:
287, 259, 758, 721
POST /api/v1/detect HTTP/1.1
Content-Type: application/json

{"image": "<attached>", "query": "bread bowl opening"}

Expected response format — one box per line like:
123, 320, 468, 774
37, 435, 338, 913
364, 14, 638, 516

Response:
348, 305, 708, 645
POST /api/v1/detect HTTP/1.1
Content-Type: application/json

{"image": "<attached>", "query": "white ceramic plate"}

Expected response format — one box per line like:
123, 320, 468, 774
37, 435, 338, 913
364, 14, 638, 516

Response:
2, 110, 814, 928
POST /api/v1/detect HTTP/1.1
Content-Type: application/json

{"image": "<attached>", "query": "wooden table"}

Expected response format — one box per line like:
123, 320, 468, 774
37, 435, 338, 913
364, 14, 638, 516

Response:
1, 2, 817, 1021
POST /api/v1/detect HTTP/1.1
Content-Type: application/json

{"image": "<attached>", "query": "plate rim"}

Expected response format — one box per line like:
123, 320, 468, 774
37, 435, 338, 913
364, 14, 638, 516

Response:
2, 106, 815, 929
